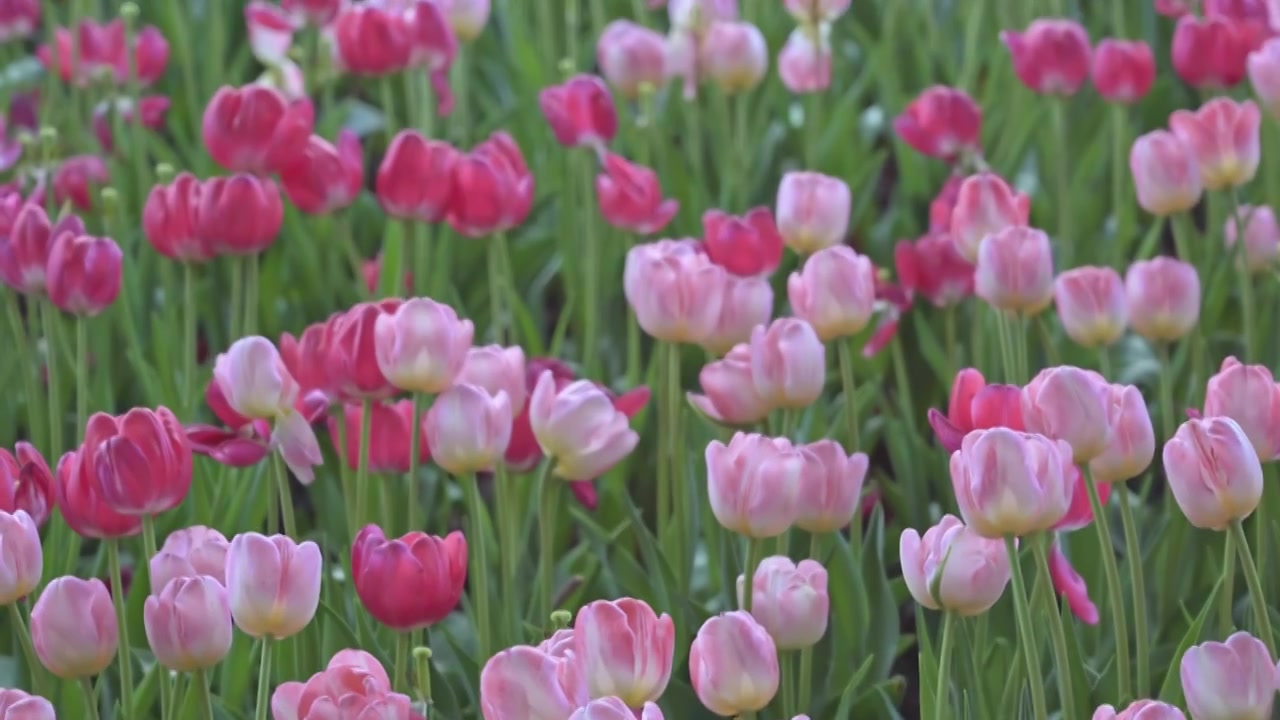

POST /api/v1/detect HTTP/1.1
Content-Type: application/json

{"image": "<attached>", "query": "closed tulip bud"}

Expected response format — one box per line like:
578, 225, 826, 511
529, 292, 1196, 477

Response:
749, 318, 825, 409
951, 428, 1075, 538
775, 171, 850, 255
331, 5, 413, 76
456, 344, 528, 413
975, 226, 1054, 316
797, 440, 868, 533
196, 174, 284, 256
689, 611, 779, 716
375, 131, 460, 223
1002, 19, 1092, 95
949, 172, 1031, 263
30, 576, 117, 678
701, 21, 768, 94
352, 525, 467, 630
425, 384, 512, 474
481, 645, 589, 720
0, 689, 56, 720
1164, 417, 1263, 530
529, 372, 640, 480
595, 153, 678, 235
46, 233, 123, 316
1181, 631, 1277, 720
279, 131, 363, 215
539, 74, 618, 150
899, 514, 1011, 615
1092, 700, 1187, 720
623, 240, 727, 344
225, 532, 322, 638
1172, 14, 1251, 89
573, 598, 675, 706
777, 25, 832, 94
143, 576, 233, 671
1204, 356, 1280, 461
1022, 366, 1113, 463
246, 1, 297, 66
1169, 98, 1262, 190
700, 274, 775, 356
570, 698, 664, 720
706, 433, 813, 537
1129, 130, 1204, 216
149, 525, 230, 590
0, 510, 41, 605
214, 336, 300, 421
1091, 39, 1155, 103
88, 407, 193, 517
688, 344, 774, 426
893, 85, 982, 162
1053, 266, 1128, 347
1124, 257, 1200, 341
143, 172, 212, 262
201, 84, 313, 174
1090, 384, 1155, 484
447, 131, 535, 237
373, 297, 475, 395
703, 207, 784, 277
0, 205, 83, 296
787, 246, 876, 341
738, 556, 829, 650
597, 21, 667, 99
1248, 38, 1280, 116
1225, 204, 1280, 272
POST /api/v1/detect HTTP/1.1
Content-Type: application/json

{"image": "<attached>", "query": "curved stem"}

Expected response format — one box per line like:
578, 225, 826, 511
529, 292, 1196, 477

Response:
355, 399, 374, 529
1031, 538, 1077, 720
463, 472, 493, 659
1083, 468, 1132, 702
407, 393, 423, 533
8, 603, 44, 697
107, 539, 136, 720
1003, 536, 1048, 720
273, 452, 297, 539
1117, 490, 1149, 696
536, 461, 558, 623
1230, 519, 1275, 654
254, 639, 273, 720
934, 612, 955, 720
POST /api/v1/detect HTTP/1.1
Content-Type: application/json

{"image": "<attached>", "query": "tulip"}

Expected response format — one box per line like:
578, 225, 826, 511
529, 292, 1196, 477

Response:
688, 344, 773, 426
0, 205, 83, 295
331, 4, 413, 75
974, 226, 1055, 316
254, 58, 306, 102
1053, 266, 1128, 347
787, 246, 876, 341
893, 233, 976, 307
373, 297, 474, 394
327, 401, 431, 475
225, 532, 322, 638
375, 130, 461, 223
1225, 204, 1280, 272
279, 131, 363, 215
1129, 130, 1204, 216
597, 21, 667, 99
797, 440, 869, 533
950, 428, 1075, 538
149, 525, 230, 590
782, 0, 849, 23
703, 207, 784, 277
39, 19, 169, 87
777, 25, 832, 94
143, 172, 212, 262
1091, 39, 1156, 103
1181, 631, 1277, 719
1124, 258, 1200, 341
1002, 19, 1092, 95
700, 273, 775, 356
899, 514, 1011, 615
539, 74, 617, 150
213, 336, 300, 422
949, 172, 1030, 263
55, 448, 141, 539
1248, 37, 1280, 116
246, 0, 297, 65
30, 576, 117, 678
447, 132, 535, 237
0, 444, 55, 528
424, 383, 513, 474
92, 95, 171, 154
623, 240, 727, 344
748, 318, 825, 409
46, 233, 123, 316
1090, 384, 1155, 484
351, 525, 467, 630
689, 611, 779, 716
480, 644, 589, 719
701, 21, 768, 93
595, 152, 679, 235
1163, 417, 1263, 530
706, 433, 812, 537
1044, 538, 1100, 625
529, 372, 640, 481
196, 174, 285, 256
0, 689, 55, 720
0, 0, 38, 42
87, 407, 193, 517
456, 345, 528, 413
0, 510, 40, 605
143, 576, 233, 671
51, 155, 109, 211
327, 300, 402, 401
201, 84, 313, 174
738, 556, 829, 650
1092, 700, 1187, 720
272, 650, 415, 720
1204, 356, 1280, 461
570, 698, 664, 720
1172, 14, 1252, 88
1169, 98, 1262, 190
434, 0, 490, 41
775, 171, 851, 255
1021, 366, 1113, 463
405, 1, 458, 108
573, 598, 675, 706
893, 85, 982, 161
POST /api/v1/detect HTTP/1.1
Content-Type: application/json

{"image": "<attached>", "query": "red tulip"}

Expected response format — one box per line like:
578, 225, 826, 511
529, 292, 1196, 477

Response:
375, 131, 460, 222
54, 448, 140, 540
893, 85, 981, 162
926, 368, 1024, 453
406, 0, 458, 114
52, 155, 110, 212
1091, 39, 1156, 103
201, 85, 314, 174
1001, 19, 1092, 96
326, 301, 403, 402
1172, 14, 1255, 88
447, 132, 534, 237
280, 318, 339, 397
595, 152, 678, 235
144, 172, 213, 262
196, 175, 284, 256
351, 525, 467, 630
0, 442, 54, 527
0, 204, 84, 295
327, 400, 431, 473
37, 19, 168, 87
702, 207, 783, 277
86, 407, 192, 517
0, 0, 39, 43
92, 95, 170, 152
332, 4, 413, 76
539, 74, 618, 149
279, 131, 364, 215
47, 233, 123, 317
893, 232, 975, 308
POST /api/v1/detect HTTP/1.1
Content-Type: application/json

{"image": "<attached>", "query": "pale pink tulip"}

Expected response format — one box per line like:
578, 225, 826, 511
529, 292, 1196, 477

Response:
1249, 37, 1280, 117
1124, 258, 1200, 341
689, 611, 779, 716
0, 689, 56, 720
623, 239, 726, 344
1021, 365, 1114, 463
246, 0, 298, 65
775, 171, 850, 255
949, 172, 1030, 263
738, 556, 829, 650
748, 318, 825, 409
899, 514, 1011, 615
272, 649, 414, 720
373, 297, 475, 394
456, 344, 528, 413
1204, 356, 1280, 462
950, 428, 1075, 537
1169, 98, 1262, 190
796, 440, 869, 533
706, 433, 813, 538
1090, 384, 1155, 484
1163, 417, 1264, 530
701, 21, 768, 93
573, 598, 675, 707
1129, 130, 1204, 216
213, 335, 300, 420
777, 26, 832, 94
569, 697, 664, 720
435, 0, 490, 41
30, 576, 117, 678
598, 21, 667, 99
699, 273, 774, 356
688, 344, 774, 426
149, 525, 230, 590
1092, 700, 1187, 719
225, 532, 322, 639
1225, 204, 1280, 273
529, 372, 639, 481
424, 383, 513, 474
0, 510, 41, 605
787, 246, 876, 341
974, 226, 1054, 316
1181, 631, 1278, 720
144, 575, 234, 671
782, 0, 850, 23
479, 645, 589, 720
1053, 266, 1128, 347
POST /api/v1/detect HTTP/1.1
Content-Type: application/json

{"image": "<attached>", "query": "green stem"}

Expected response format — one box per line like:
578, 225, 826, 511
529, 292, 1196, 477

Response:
107, 539, 136, 720
1221, 531, 1237, 635
1231, 203, 1257, 363
394, 632, 410, 694
1110, 105, 1131, 269
994, 309, 1017, 384
8, 603, 45, 697
838, 340, 860, 451
1155, 343, 1176, 443
1083, 467, 1132, 701
1050, 100, 1074, 267
934, 612, 955, 720
536, 461, 558, 623
1230, 519, 1276, 654
582, 162, 602, 379
273, 452, 297, 539
254, 639, 273, 720
243, 256, 259, 336
626, 304, 642, 388
143, 516, 171, 719
742, 537, 764, 613
75, 315, 88, 433
666, 341, 688, 588
407, 393, 423, 533
1117, 491, 1149, 696
228, 257, 243, 341
494, 463, 518, 648
1031, 538, 1077, 720
487, 233, 508, 344
40, 302, 63, 456
463, 472, 493, 659
1004, 536, 1048, 720
183, 263, 197, 415
81, 678, 101, 720
355, 399, 373, 529
196, 669, 214, 720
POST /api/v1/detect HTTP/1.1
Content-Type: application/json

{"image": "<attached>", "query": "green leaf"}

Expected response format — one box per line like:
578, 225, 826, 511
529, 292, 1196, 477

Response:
1158, 573, 1222, 707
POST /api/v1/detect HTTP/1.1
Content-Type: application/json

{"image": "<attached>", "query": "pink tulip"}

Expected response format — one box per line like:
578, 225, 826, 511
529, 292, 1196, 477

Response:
950, 428, 1075, 538
570, 698, 664, 720
787, 246, 877, 341
435, 0, 490, 41
595, 153, 678, 236
0, 689, 55, 720
893, 85, 982, 162
144, 575, 233, 671
1092, 700, 1187, 720
1163, 417, 1263, 530
1022, 365, 1114, 463
455, 344, 528, 413
1248, 37, 1280, 117
1129, 130, 1204, 216
899, 514, 1010, 615
529, 372, 640, 481
738, 556, 829, 650
701, 21, 768, 94
1053, 266, 1128, 347
373, 297, 475, 394
0, 510, 40, 605
782, 0, 850, 23
213, 336, 300, 420
597, 21, 667, 99
149, 525, 230, 590
1090, 384, 1155, 484
775, 171, 851, 255
1002, 18, 1092, 95
246, 0, 297, 65
796, 440, 869, 533
687, 344, 774, 426
30, 576, 117, 678
225, 532, 322, 639
623, 240, 726, 344
90, 406, 194, 517
949, 172, 1030, 263
1124, 258, 1201, 341
46, 233, 123, 316
1225, 204, 1280, 272
272, 649, 415, 720
699, 273, 774, 356
974, 226, 1055, 316
1181, 631, 1278, 720
1091, 39, 1156, 103
479, 645, 589, 720
1204, 356, 1280, 461
1172, 14, 1254, 89
424, 383, 513, 474
1169, 97, 1262, 190
748, 318, 825, 409
777, 26, 832, 94
0, 444, 54, 530
706, 433, 813, 537
573, 598, 675, 707
1047, 539, 1099, 624
689, 611, 779, 716
538, 74, 617, 150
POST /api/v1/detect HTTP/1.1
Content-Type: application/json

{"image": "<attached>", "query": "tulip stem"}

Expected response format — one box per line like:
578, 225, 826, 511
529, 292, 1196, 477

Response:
243, 256, 259, 336
463, 472, 494, 660
254, 638, 273, 720
1230, 195, 1257, 363
407, 393, 423, 533
1083, 467, 1132, 702
1050, 99, 1073, 268
196, 669, 214, 720
838, 339, 861, 452
355, 399, 374, 529
40, 301, 63, 457
1117, 490, 1149, 695
1230, 519, 1276, 654
934, 611, 955, 720
1220, 531, 1236, 635
581, 153, 602, 379
143, 515, 172, 719
494, 463, 518, 647
1109, 105, 1132, 269
663, 340, 689, 589
1030, 538, 1077, 720
182, 262, 197, 416
536, 461, 559, 623
486, 231, 507, 345
1003, 536, 1048, 720
8, 603, 44, 698
780, 651, 796, 716
75, 314, 89, 432
273, 452, 297, 540
742, 537, 765, 614
107, 539, 137, 720
394, 632, 410, 694
81, 678, 101, 720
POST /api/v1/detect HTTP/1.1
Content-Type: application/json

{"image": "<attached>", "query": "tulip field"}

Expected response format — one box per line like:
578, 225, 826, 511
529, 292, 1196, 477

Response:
5, 0, 1280, 718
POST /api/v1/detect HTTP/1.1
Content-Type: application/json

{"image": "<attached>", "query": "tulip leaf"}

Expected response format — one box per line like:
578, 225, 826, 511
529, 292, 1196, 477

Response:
1157, 572, 1222, 707
914, 606, 939, 720
316, 599, 361, 652
828, 654, 876, 720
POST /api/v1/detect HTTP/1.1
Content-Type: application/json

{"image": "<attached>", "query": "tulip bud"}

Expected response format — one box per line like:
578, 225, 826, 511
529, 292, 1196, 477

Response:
434, 0, 490, 42
700, 274, 775, 356
0, 689, 56, 720
899, 514, 1010, 615
149, 525, 230, 590
782, 0, 850, 23
595, 153, 678, 235
597, 21, 667, 99
894, 233, 975, 307
0, 510, 41, 605
278, 131, 364, 215
1204, 356, 1280, 461
52, 155, 110, 211
1124, 257, 1200, 341
201, 84, 313, 174
787, 247, 876, 341
447, 131, 534, 237
1092, 700, 1187, 720
529, 373, 639, 481
689, 611, 779, 716
950, 428, 1075, 538
375, 131, 460, 223
0, 205, 82, 296
30, 576, 117, 678
1169, 98, 1262, 190
1091, 39, 1156, 103
480, 645, 589, 720
196, 174, 284, 255
88, 407, 194, 517
738, 556, 829, 650
143, 172, 212, 262
1090, 384, 1155, 484
703, 207, 784, 278
623, 240, 726, 344
144, 575, 234, 671
456, 344, 528, 413
214, 336, 300, 421
796, 440, 869, 533
352, 525, 467, 630
0, 0, 38, 43
331, 5, 413, 75
1053, 266, 1128, 347
1248, 37, 1280, 117
1225, 204, 1280, 273
373, 298, 475, 395
974, 226, 1055, 316
688, 344, 774, 426
777, 25, 832, 94
46, 233, 123, 317
748, 318, 825, 409
225, 532, 322, 638
893, 85, 982, 161
1129, 130, 1203, 216
706, 433, 811, 538
775, 171, 851, 255
1163, 417, 1263, 530
949, 172, 1030, 263
539, 74, 618, 150
1022, 366, 1113, 463
1001, 18, 1093, 96
700, 21, 768, 94
424, 383, 512, 475
1172, 14, 1251, 89
573, 598, 675, 706
245, 0, 297, 66
0, 445, 54, 531
1180, 631, 1276, 720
